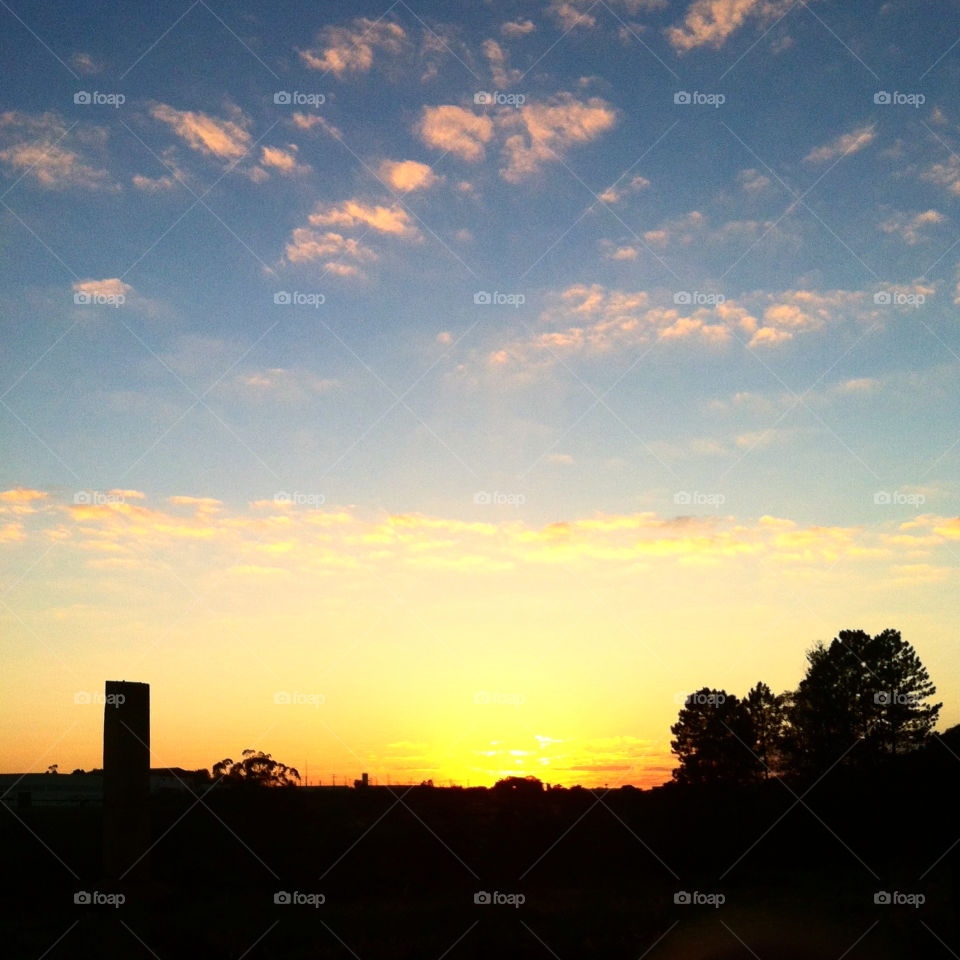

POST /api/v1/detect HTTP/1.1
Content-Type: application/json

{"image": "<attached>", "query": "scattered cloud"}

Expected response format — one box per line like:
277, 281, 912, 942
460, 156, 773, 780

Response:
298, 18, 407, 76
804, 123, 875, 164
668, 0, 795, 51
418, 105, 494, 162
501, 19, 536, 38
0, 111, 111, 189
880, 209, 945, 245
150, 103, 252, 161
378, 158, 440, 192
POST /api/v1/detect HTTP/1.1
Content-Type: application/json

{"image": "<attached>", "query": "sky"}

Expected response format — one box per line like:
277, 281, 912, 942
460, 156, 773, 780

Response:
1, 0, 959, 787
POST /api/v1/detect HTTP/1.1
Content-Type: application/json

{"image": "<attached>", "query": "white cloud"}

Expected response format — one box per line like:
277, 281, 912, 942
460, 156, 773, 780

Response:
418, 106, 494, 162
151, 103, 252, 161
378, 159, 440, 192
299, 18, 407, 76
500, 19, 536, 38
804, 124, 875, 164
880, 209, 945, 245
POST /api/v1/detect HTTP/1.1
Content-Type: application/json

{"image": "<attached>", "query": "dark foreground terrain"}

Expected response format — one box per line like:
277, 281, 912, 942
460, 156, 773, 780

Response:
3, 748, 958, 959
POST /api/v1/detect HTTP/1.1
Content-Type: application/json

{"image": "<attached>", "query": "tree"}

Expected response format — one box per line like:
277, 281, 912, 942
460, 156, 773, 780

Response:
492, 775, 544, 797
670, 689, 757, 785
742, 682, 788, 778
212, 749, 300, 787
786, 629, 940, 772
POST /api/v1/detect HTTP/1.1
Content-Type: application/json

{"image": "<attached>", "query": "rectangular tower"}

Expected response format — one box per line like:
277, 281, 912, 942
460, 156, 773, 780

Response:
102, 680, 150, 881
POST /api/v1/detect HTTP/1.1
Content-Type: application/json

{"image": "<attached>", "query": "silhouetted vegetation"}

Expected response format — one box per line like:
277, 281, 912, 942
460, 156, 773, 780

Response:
671, 628, 941, 783
211, 749, 300, 787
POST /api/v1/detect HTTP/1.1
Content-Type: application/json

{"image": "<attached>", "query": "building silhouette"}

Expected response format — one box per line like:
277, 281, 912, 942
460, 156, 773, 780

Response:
102, 680, 150, 881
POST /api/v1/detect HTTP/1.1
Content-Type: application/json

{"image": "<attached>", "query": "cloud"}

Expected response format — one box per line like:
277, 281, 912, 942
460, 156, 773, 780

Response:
482, 39, 521, 88
234, 368, 338, 401
498, 94, 617, 182
0, 111, 111, 189
70, 52, 102, 75
804, 124, 875, 164
598, 175, 650, 204
298, 18, 407, 76
151, 103, 252, 161
378, 159, 440, 192
285, 229, 377, 274
879, 209, 945, 245
291, 113, 343, 139
737, 168, 771, 194
418, 105, 494, 162
255, 144, 310, 178
921, 155, 960, 196
306, 199, 418, 237
285, 198, 419, 275
667, 0, 794, 51
482, 284, 873, 366
72, 277, 133, 299
548, 1, 597, 30
501, 19, 536, 38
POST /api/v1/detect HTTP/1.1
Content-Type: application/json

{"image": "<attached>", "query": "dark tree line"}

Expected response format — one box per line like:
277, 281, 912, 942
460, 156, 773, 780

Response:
671, 628, 941, 784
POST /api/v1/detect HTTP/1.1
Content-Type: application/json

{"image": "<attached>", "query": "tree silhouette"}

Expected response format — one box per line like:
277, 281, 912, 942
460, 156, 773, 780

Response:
670, 688, 756, 784
212, 749, 300, 787
785, 628, 940, 772
743, 681, 788, 778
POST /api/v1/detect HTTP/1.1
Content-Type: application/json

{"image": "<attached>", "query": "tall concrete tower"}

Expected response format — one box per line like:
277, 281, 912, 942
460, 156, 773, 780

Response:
102, 680, 150, 881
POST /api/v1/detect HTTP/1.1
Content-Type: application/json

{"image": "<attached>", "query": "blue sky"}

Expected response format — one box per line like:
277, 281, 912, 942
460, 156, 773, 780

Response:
1, 0, 959, 782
